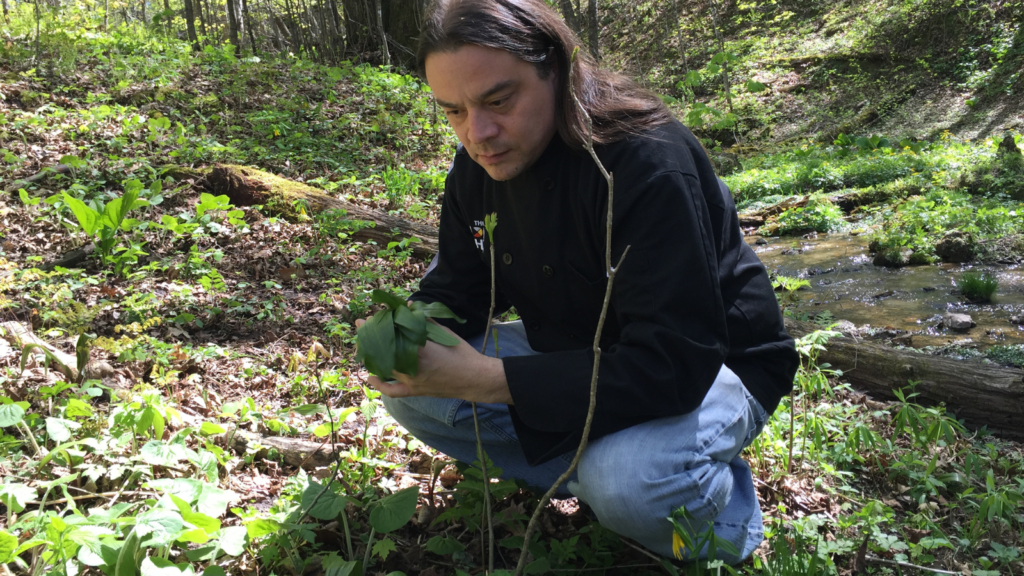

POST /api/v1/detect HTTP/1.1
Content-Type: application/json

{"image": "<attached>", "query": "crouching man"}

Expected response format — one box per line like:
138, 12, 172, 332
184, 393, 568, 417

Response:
357, 0, 798, 562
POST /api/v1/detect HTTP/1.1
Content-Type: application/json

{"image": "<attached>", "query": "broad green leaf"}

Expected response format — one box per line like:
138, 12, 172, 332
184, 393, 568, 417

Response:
59, 155, 88, 169
46, 416, 80, 442
182, 509, 221, 534
301, 479, 347, 520
373, 537, 396, 560
356, 309, 396, 379
746, 80, 768, 93
394, 305, 426, 339
371, 289, 407, 310
0, 403, 25, 427
62, 192, 101, 236
425, 534, 465, 555
425, 322, 459, 347
202, 568, 226, 576
148, 478, 203, 502
65, 398, 94, 418
176, 529, 210, 544
140, 557, 191, 576
139, 441, 192, 466
199, 422, 226, 435
135, 508, 185, 548
393, 330, 419, 377
525, 558, 551, 575
290, 404, 326, 416
410, 301, 466, 322
217, 526, 247, 556
116, 530, 141, 576
195, 485, 236, 517
368, 486, 419, 533
245, 519, 280, 539
0, 530, 18, 563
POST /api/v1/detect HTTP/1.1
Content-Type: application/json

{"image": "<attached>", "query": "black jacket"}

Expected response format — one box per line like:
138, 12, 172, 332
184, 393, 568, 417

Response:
413, 119, 799, 465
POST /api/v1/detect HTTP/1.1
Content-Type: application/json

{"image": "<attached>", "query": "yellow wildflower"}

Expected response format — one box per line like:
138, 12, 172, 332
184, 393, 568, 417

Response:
672, 531, 686, 560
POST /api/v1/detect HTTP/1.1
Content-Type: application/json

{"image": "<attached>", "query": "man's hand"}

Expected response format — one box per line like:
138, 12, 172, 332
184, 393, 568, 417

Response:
354, 318, 513, 404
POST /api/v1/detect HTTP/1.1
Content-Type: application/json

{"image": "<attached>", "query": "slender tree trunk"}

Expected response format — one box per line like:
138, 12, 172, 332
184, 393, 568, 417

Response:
104, 0, 109, 29
284, 0, 301, 54
33, 0, 41, 62
341, 0, 372, 55
587, 0, 598, 60
374, 0, 388, 65
242, 0, 258, 54
141, 0, 146, 26
196, 0, 207, 40
328, 0, 343, 57
3, 0, 10, 25
226, 0, 240, 49
183, 0, 200, 50
708, 0, 733, 113
163, 0, 171, 36
673, 0, 686, 71
558, 0, 580, 37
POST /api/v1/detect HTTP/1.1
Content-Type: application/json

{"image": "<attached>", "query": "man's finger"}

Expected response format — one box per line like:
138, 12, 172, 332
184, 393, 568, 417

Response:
355, 318, 365, 328
372, 378, 411, 398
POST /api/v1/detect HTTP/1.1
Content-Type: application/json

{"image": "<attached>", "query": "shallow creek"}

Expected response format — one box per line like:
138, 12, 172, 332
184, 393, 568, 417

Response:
747, 234, 1024, 349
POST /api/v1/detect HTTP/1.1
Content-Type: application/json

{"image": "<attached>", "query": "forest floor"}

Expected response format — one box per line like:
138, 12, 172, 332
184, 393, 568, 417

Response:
1, 20, 1024, 576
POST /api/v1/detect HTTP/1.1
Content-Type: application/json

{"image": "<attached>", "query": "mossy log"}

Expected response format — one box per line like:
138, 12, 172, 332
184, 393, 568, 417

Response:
165, 164, 439, 257
785, 318, 1024, 440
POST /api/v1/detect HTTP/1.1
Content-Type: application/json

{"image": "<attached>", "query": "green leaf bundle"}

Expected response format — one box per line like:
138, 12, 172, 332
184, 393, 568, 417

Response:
355, 290, 464, 380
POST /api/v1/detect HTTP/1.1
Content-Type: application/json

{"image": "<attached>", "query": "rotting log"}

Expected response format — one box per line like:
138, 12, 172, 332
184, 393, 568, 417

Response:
216, 426, 338, 469
165, 164, 439, 258
0, 321, 78, 381
785, 318, 1024, 440
40, 243, 95, 271
3, 164, 72, 194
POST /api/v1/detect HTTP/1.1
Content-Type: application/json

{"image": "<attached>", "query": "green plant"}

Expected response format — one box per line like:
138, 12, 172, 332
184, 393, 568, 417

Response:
355, 290, 465, 380
61, 180, 146, 274
959, 270, 998, 302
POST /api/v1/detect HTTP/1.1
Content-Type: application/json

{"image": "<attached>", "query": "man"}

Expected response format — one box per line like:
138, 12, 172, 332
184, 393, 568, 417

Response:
358, 0, 799, 563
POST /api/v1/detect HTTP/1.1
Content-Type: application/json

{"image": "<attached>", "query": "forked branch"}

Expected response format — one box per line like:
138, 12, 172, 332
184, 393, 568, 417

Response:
514, 47, 630, 576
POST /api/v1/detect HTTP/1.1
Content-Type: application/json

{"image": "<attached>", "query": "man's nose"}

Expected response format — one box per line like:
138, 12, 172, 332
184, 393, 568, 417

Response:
465, 109, 499, 144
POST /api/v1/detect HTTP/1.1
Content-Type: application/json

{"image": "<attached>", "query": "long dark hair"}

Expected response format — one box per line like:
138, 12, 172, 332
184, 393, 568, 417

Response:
416, 0, 673, 148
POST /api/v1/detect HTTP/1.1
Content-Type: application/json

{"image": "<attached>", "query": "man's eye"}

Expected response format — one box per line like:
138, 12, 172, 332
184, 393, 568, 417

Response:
490, 98, 507, 107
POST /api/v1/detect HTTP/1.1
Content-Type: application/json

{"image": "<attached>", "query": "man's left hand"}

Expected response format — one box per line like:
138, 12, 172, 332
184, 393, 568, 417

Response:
355, 318, 513, 404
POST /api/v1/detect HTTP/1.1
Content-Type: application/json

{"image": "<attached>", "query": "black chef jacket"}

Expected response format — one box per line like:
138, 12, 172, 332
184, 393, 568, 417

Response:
411, 119, 799, 466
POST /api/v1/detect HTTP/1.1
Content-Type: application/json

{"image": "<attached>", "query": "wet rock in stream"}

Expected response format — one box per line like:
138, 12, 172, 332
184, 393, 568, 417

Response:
942, 312, 976, 332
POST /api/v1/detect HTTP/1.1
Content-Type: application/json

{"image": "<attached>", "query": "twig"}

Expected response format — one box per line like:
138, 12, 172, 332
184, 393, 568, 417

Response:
515, 47, 631, 576
474, 213, 499, 575
28, 491, 157, 506
865, 554, 962, 575
18, 421, 42, 457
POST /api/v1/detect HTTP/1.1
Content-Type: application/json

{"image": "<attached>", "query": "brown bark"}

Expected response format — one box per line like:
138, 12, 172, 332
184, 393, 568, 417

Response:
587, 0, 598, 60
170, 164, 439, 257
341, 0, 372, 54
380, 0, 425, 67
2, 0, 9, 24
558, 0, 580, 37
226, 0, 241, 49
183, 0, 201, 51
784, 319, 1024, 441
242, 0, 258, 54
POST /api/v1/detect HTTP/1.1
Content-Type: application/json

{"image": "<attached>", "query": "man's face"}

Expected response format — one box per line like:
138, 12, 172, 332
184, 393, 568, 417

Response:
425, 44, 558, 181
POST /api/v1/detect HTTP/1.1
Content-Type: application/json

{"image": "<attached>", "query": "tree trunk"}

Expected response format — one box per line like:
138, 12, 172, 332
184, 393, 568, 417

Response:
140, 0, 146, 26
167, 164, 439, 257
558, 0, 580, 37
341, 0, 372, 55
104, 0, 109, 30
374, 0, 389, 65
197, 0, 208, 39
183, 0, 201, 51
587, 0, 598, 60
380, 0, 424, 67
242, 0, 258, 54
784, 319, 1024, 441
328, 0, 344, 57
3, 0, 11, 24
226, 0, 241, 49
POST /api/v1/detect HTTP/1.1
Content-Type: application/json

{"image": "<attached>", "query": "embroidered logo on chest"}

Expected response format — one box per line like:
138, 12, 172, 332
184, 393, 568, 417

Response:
470, 220, 485, 252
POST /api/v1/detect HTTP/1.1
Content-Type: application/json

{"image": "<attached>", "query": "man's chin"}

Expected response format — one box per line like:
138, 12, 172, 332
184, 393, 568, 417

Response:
478, 159, 527, 182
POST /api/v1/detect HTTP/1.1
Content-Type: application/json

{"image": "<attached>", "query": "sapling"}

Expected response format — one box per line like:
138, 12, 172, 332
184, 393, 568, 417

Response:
513, 48, 631, 576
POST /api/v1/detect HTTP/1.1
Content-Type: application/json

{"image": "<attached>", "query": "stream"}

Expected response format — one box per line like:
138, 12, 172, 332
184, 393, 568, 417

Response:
748, 234, 1024, 350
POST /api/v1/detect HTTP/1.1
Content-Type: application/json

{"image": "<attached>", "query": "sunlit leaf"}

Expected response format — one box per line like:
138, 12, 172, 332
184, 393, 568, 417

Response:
368, 486, 419, 533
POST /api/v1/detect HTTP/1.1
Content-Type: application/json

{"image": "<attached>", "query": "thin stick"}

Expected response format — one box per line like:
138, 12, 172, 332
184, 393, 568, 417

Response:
514, 47, 631, 576
27, 491, 157, 506
473, 214, 499, 574
865, 554, 962, 575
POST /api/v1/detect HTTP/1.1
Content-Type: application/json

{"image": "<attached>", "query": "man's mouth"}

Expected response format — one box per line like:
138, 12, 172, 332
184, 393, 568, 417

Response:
476, 150, 509, 165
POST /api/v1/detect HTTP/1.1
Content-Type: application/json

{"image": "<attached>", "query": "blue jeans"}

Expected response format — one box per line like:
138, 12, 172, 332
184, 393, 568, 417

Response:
380, 321, 768, 562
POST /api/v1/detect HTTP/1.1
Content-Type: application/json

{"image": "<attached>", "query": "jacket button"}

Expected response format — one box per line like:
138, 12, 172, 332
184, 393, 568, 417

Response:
502, 253, 513, 265
542, 265, 554, 277
529, 320, 541, 331
543, 178, 554, 190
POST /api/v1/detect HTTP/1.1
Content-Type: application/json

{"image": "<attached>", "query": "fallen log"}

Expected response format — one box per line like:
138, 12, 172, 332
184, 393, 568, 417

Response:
40, 242, 95, 271
167, 164, 439, 258
3, 164, 73, 194
784, 318, 1024, 440
0, 321, 79, 381
216, 426, 338, 469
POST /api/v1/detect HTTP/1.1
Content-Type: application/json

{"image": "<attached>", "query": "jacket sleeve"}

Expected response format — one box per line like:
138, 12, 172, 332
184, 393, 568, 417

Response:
410, 172, 510, 339
502, 170, 730, 464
